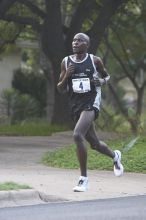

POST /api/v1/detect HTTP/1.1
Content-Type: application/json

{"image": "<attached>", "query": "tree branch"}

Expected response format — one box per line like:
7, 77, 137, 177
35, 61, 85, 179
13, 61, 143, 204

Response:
88, 0, 129, 53
111, 25, 136, 73
0, 0, 16, 17
17, 0, 46, 18
104, 36, 139, 90
3, 14, 41, 31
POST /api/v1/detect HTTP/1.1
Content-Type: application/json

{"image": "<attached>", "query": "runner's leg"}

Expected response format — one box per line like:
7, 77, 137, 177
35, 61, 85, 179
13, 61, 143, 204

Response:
73, 110, 95, 177
85, 124, 124, 176
85, 123, 114, 158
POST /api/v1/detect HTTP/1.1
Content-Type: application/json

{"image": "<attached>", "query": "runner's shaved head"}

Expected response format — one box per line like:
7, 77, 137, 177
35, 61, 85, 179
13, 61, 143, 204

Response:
74, 33, 90, 44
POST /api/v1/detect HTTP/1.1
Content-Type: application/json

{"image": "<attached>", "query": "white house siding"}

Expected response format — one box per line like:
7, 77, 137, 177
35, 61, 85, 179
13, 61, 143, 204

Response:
0, 53, 21, 93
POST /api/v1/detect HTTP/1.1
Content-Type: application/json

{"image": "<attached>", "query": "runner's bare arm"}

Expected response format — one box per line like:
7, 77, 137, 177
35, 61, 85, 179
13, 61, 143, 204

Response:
57, 60, 75, 93
92, 56, 110, 86
57, 60, 67, 93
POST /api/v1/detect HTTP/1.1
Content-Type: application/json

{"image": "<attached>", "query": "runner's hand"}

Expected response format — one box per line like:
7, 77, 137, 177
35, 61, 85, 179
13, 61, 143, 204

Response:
91, 77, 105, 86
66, 64, 75, 78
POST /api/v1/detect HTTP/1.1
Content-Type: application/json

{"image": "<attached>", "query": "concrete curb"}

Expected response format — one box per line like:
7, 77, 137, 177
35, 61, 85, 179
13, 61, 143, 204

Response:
0, 189, 44, 208
39, 192, 69, 203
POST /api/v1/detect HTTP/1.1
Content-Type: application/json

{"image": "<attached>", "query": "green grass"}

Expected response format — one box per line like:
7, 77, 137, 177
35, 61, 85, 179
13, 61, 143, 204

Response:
0, 182, 31, 191
42, 136, 146, 174
0, 122, 68, 136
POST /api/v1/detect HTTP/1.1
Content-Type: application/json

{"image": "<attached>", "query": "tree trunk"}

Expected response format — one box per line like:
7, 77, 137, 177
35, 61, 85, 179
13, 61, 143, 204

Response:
40, 0, 71, 125
50, 56, 71, 125
136, 87, 144, 116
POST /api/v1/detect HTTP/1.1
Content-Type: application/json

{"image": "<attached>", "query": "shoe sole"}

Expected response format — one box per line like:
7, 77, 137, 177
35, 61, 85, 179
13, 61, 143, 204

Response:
73, 185, 88, 192
73, 189, 86, 192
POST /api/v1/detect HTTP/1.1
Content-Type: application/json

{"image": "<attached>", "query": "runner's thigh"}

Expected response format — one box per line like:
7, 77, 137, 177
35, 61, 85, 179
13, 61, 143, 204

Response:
74, 110, 95, 137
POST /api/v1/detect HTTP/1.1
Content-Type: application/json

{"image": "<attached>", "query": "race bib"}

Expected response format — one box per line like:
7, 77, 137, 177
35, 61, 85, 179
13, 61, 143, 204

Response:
72, 78, 91, 93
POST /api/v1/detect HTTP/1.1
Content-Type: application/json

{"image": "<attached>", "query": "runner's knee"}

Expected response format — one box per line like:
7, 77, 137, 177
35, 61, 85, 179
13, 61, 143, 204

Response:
90, 140, 102, 151
73, 131, 84, 144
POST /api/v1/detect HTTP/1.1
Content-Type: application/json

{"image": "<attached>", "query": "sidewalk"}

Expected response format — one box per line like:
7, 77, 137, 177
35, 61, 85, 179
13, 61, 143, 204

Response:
0, 131, 146, 207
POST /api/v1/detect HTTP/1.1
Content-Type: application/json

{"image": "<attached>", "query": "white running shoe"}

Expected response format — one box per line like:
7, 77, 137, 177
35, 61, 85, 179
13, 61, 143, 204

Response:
113, 150, 124, 177
73, 176, 88, 192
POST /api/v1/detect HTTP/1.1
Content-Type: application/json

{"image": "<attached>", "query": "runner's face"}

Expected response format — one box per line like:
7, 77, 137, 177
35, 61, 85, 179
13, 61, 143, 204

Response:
72, 34, 88, 54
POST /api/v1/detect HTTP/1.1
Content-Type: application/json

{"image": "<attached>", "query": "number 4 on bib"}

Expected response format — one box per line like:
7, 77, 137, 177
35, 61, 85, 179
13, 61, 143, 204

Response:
72, 78, 91, 93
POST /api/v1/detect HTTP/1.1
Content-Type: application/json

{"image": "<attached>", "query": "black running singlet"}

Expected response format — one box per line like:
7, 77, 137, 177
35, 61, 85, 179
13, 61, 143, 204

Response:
64, 53, 101, 119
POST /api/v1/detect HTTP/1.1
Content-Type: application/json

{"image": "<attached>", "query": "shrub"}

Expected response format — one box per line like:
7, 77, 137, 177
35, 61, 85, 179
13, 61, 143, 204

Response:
12, 68, 47, 116
0, 88, 41, 124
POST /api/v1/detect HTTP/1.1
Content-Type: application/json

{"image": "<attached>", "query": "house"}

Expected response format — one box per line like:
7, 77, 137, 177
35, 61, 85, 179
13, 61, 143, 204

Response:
0, 40, 39, 94
0, 52, 21, 93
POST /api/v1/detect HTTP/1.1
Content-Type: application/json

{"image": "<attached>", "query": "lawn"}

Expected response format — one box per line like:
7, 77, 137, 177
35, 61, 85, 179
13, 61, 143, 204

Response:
0, 182, 31, 191
42, 136, 146, 174
0, 123, 68, 136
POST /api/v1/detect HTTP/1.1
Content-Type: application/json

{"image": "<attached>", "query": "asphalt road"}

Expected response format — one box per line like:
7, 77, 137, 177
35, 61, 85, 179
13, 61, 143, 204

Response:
0, 195, 145, 220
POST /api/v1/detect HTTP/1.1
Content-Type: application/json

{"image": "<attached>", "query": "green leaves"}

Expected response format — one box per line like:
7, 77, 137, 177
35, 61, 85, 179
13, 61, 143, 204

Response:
0, 88, 40, 124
